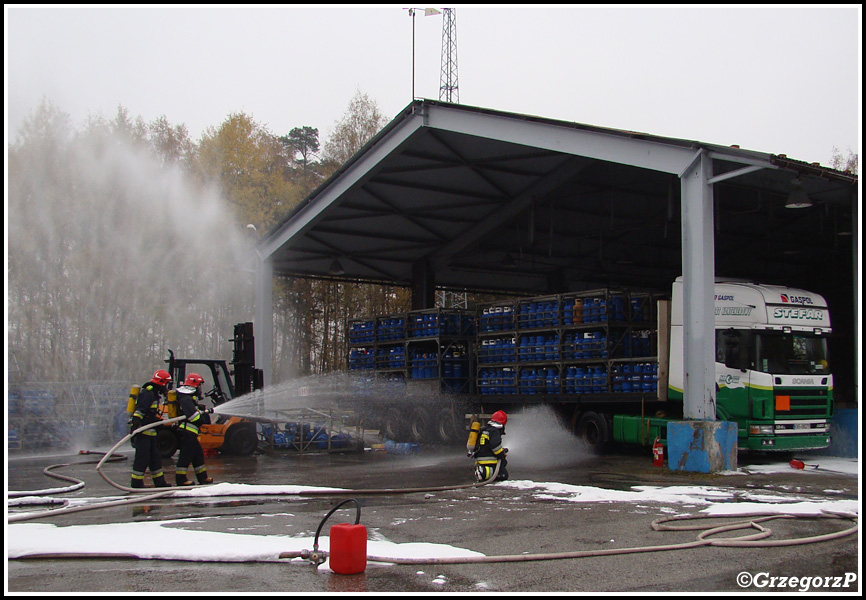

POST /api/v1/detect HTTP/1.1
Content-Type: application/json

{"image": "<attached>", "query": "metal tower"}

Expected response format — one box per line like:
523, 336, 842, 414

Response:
439, 8, 459, 103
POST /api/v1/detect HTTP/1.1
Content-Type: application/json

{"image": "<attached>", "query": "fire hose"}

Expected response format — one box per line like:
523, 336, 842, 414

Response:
8, 452, 126, 500
311, 511, 855, 566
8, 426, 502, 524
8, 448, 856, 565
9, 431, 856, 566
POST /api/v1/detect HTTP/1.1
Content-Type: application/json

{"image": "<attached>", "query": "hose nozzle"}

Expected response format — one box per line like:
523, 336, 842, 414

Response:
301, 548, 328, 566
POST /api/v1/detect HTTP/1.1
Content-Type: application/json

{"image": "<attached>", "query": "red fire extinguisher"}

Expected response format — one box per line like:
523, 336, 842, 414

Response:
652, 437, 664, 467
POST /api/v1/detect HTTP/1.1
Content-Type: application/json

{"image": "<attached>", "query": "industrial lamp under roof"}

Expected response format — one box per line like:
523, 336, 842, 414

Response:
328, 257, 346, 276
785, 177, 813, 209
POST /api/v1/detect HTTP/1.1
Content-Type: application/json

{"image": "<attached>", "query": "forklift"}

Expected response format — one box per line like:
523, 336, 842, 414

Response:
156, 323, 264, 458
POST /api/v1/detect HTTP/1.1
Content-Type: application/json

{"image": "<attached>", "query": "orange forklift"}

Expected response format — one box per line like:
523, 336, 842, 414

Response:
155, 323, 263, 458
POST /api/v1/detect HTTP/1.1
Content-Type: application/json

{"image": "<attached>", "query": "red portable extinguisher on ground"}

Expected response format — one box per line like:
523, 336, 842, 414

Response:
652, 437, 664, 467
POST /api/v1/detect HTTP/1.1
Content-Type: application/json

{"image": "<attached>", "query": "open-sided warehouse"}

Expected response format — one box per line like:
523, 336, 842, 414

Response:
253, 100, 857, 445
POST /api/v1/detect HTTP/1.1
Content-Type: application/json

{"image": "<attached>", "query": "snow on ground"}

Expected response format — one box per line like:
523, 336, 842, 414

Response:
739, 456, 859, 476
6, 458, 858, 568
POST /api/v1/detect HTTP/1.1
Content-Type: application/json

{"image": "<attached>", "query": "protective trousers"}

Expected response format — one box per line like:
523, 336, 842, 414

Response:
474, 457, 508, 482
131, 434, 169, 488
176, 430, 212, 485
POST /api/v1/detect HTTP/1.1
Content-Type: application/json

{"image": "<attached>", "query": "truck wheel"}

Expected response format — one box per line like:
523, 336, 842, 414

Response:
226, 426, 258, 455
409, 408, 432, 444
576, 411, 610, 454
382, 409, 406, 441
156, 428, 179, 459
434, 407, 461, 444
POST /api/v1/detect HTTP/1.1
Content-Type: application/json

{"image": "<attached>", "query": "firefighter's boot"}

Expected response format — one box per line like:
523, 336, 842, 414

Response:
152, 474, 171, 488
130, 477, 144, 489
196, 470, 214, 485
175, 473, 193, 486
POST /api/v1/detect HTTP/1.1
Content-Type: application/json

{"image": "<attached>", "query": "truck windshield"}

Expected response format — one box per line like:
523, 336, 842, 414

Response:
755, 332, 829, 375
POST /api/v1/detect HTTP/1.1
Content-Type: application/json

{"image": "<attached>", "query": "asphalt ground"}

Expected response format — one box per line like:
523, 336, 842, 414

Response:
6, 443, 861, 594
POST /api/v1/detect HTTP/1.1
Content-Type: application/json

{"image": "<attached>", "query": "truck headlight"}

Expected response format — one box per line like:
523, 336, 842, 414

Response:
749, 425, 774, 435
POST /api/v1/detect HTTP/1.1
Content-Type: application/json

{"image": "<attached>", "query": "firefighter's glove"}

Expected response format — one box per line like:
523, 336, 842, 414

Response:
467, 451, 476, 458
131, 417, 142, 432
205, 407, 214, 414
503, 448, 508, 455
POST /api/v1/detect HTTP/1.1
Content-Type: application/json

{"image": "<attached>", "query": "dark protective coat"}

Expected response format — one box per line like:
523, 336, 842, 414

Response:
474, 422, 508, 481
175, 385, 209, 484
130, 381, 168, 487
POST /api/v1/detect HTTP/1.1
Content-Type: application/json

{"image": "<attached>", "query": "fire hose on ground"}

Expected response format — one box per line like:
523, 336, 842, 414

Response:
8, 429, 857, 567
8, 422, 502, 524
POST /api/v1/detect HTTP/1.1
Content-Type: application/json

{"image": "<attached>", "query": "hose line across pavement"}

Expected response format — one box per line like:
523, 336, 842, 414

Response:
8, 432, 857, 566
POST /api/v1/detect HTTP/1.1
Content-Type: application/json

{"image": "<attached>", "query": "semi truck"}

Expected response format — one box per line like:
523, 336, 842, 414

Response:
347, 278, 834, 453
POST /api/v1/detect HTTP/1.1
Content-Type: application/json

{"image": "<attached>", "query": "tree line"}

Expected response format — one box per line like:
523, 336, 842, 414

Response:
9, 93, 856, 386
7, 90, 410, 385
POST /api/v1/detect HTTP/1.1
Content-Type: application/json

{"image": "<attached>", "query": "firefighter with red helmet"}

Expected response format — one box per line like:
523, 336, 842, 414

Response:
130, 369, 172, 488
471, 410, 509, 482
174, 373, 214, 486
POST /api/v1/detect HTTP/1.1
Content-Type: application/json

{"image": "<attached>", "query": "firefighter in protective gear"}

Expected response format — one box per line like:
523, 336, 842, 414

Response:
175, 373, 214, 486
130, 370, 172, 488
471, 410, 509, 482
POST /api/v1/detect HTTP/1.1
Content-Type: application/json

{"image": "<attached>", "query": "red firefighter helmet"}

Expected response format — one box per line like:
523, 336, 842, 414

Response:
491, 410, 508, 426
184, 373, 205, 388
151, 369, 172, 386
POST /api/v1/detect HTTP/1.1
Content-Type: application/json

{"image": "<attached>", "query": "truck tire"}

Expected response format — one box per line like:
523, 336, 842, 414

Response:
225, 425, 258, 456
575, 411, 610, 454
382, 409, 406, 442
434, 407, 461, 444
156, 428, 179, 459
408, 408, 432, 443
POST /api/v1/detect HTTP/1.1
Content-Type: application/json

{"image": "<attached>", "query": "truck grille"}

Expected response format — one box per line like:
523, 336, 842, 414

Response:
774, 387, 832, 417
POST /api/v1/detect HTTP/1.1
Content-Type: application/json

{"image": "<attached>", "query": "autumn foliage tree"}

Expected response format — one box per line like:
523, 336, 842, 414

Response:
197, 112, 304, 232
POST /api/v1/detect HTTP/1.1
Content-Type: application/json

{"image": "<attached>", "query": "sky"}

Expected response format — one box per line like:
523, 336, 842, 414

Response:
5, 5, 861, 167
7, 457, 860, 572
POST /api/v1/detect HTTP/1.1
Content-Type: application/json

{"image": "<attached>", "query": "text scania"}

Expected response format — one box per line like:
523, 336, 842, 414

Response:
774, 307, 824, 320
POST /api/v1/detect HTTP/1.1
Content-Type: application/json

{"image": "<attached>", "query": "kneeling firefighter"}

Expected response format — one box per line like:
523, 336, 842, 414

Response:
470, 410, 509, 482
175, 373, 215, 486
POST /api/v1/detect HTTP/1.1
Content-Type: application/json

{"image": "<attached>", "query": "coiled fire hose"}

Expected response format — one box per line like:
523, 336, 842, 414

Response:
298, 510, 857, 566
8, 417, 190, 523
8, 452, 128, 513
9, 426, 501, 524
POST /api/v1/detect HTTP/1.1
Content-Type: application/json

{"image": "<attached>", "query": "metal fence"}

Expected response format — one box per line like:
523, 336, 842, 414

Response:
8, 381, 131, 453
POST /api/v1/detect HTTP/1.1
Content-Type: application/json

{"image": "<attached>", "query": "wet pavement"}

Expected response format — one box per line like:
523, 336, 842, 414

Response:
6, 443, 860, 593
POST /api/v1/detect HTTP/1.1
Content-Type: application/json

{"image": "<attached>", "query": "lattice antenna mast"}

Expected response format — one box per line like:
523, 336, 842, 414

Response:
439, 8, 459, 103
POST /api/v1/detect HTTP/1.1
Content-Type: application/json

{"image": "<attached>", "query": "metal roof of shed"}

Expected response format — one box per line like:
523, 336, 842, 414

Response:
257, 99, 857, 297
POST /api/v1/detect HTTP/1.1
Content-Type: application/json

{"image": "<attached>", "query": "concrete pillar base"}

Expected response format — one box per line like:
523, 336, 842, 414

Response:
667, 420, 738, 473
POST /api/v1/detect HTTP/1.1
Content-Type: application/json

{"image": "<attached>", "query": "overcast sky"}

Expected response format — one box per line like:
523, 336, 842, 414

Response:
5, 4, 861, 166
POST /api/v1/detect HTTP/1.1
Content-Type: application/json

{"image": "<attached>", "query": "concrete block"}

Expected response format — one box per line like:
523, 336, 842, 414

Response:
667, 420, 738, 473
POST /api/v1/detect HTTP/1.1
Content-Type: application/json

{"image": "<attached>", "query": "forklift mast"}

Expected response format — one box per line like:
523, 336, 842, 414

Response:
231, 322, 263, 397
166, 322, 264, 406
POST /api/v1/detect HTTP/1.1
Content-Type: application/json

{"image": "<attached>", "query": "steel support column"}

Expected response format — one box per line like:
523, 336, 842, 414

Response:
679, 150, 716, 420
411, 259, 436, 309
254, 255, 274, 387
